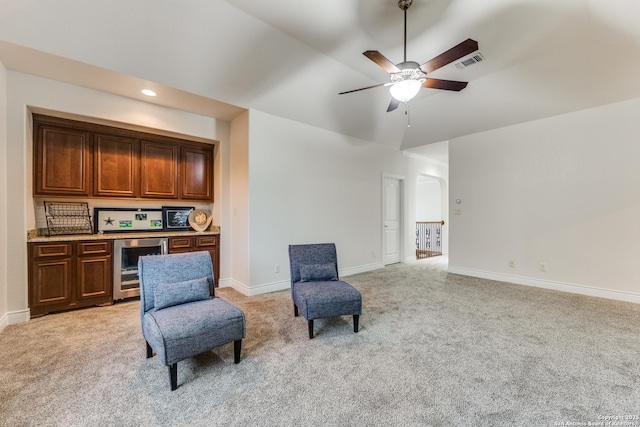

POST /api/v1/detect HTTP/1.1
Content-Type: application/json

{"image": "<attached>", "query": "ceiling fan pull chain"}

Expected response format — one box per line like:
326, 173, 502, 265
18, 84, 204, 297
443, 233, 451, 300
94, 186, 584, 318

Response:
406, 103, 411, 127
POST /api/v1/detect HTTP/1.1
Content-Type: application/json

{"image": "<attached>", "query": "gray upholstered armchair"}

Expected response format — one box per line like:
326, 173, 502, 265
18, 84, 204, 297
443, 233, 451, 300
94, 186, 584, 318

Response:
138, 251, 245, 391
288, 243, 362, 339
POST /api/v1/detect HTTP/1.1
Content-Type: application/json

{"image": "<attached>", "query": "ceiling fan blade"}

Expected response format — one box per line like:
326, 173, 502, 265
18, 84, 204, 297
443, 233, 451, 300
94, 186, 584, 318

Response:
420, 39, 479, 74
422, 78, 468, 91
363, 51, 401, 74
339, 83, 390, 95
387, 98, 400, 112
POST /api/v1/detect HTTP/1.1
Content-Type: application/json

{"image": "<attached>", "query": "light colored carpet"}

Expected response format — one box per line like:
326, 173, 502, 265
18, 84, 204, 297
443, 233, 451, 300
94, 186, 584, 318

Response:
1, 257, 639, 426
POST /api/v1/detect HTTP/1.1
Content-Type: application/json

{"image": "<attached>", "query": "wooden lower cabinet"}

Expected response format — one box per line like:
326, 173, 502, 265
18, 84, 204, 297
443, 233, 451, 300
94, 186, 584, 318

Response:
168, 235, 220, 287
29, 240, 112, 317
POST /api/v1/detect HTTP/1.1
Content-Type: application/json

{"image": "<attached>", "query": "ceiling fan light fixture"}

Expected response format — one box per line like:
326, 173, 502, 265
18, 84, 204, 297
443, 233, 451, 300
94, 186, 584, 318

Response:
390, 79, 422, 102
338, 0, 477, 112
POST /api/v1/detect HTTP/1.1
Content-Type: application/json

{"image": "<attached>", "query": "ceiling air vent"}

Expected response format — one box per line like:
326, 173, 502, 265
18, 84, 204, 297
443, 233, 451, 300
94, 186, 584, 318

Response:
455, 53, 485, 69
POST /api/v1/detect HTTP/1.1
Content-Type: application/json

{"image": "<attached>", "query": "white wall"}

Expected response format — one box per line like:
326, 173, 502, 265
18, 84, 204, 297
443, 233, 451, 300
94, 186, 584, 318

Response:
449, 96, 640, 303
416, 180, 442, 221
240, 110, 447, 295
4, 71, 231, 320
0, 60, 8, 332
226, 111, 250, 290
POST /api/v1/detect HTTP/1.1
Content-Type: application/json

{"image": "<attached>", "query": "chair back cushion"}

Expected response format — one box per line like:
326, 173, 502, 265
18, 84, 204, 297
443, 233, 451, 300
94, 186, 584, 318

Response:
153, 276, 210, 310
289, 243, 339, 285
299, 263, 338, 282
139, 251, 214, 315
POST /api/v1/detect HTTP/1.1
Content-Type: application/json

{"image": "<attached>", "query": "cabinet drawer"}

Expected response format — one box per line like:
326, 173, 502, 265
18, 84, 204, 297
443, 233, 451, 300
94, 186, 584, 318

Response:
78, 241, 112, 256
195, 235, 218, 248
169, 237, 193, 250
31, 243, 73, 259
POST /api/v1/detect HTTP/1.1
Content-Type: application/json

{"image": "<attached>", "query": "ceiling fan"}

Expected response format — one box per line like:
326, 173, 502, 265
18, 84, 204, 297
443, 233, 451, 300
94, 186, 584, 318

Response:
339, 0, 479, 112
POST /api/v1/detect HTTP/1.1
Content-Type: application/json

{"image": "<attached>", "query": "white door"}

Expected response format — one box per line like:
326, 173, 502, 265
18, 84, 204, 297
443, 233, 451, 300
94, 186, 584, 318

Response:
383, 177, 402, 265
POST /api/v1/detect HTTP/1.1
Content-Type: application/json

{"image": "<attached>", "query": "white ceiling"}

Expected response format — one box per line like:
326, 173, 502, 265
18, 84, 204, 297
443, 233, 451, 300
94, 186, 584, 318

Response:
1, 0, 639, 152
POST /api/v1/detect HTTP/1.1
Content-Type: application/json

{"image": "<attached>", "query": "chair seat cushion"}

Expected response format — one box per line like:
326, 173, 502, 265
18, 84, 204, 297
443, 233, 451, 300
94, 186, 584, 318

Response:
293, 280, 362, 320
142, 297, 245, 366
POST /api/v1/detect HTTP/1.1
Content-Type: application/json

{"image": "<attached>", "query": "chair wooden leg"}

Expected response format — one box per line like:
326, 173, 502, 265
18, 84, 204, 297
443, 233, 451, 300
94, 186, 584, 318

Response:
169, 363, 177, 391
308, 319, 314, 339
353, 315, 359, 333
146, 341, 153, 358
294, 304, 299, 317
234, 339, 242, 364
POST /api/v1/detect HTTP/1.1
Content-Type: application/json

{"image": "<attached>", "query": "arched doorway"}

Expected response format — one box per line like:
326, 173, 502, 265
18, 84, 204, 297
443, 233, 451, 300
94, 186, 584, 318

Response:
415, 174, 448, 259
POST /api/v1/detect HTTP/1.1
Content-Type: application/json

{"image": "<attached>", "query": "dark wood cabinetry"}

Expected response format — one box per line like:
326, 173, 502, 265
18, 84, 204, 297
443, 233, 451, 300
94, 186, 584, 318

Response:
181, 145, 214, 200
93, 133, 139, 198
29, 240, 112, 317
29, 243, 73, 311
140, 140, 179, 199
32, 114, 215, 201
33, 123, 91, 196
168, 235, 220, 287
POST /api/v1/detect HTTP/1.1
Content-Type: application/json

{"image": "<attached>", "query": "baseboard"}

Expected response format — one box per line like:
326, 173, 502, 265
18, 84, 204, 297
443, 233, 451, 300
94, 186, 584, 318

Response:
247, 279, 290, 296
448, 266, 640, 304
340, 262, 384, 277
218, 278, 249, 296
9, 309, 31, 324
0, 312, 7, 334
218, 262, 385, 298
218, 277, 288, 297
0, 308, 31, 332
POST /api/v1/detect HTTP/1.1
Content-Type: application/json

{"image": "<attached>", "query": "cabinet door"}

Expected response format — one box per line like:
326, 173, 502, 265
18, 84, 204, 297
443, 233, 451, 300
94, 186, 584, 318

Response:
34, 123, 91, 196
76, 256, 112, 301
180, 145, 214, 200
94, 133, 139, 197
140, 140, 178, 199
195, 235, 220, 287
30, 257, 73, 311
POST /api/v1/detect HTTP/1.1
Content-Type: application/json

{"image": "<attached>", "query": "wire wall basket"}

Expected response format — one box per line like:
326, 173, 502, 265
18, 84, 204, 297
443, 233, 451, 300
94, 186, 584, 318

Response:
44, 201, 93, 236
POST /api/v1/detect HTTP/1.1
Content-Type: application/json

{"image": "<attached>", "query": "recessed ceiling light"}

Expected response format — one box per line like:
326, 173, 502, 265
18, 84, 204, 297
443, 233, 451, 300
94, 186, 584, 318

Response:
141, 89, 157, 97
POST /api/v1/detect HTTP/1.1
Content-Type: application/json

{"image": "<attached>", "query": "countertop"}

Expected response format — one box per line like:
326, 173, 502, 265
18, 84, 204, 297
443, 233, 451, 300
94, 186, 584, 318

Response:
27, 226, 220, 243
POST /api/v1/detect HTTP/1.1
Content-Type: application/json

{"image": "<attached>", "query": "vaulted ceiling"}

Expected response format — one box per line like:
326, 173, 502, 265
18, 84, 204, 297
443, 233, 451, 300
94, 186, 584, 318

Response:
1, 0, 639, 151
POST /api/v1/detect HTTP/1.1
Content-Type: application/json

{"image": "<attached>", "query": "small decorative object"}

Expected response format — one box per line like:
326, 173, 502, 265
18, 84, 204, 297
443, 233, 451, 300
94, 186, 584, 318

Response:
188, 209, 213, 232
162, 206, 194, 231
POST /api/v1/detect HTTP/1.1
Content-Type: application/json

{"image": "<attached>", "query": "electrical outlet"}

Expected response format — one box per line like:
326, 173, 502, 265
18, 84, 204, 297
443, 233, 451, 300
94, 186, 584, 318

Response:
372, 251, 376, 258
508, 260, 515, 268
454, 209, 462, 215
539, 263, 546, 272
275, 264, 280, 273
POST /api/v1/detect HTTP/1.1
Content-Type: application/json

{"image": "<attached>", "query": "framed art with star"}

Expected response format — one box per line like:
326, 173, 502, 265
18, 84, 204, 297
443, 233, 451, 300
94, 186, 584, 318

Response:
93, 208, 164, 233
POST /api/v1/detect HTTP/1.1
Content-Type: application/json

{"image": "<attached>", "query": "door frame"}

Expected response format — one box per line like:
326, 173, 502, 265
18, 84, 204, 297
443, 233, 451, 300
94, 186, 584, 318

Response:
381, 173, 405, 265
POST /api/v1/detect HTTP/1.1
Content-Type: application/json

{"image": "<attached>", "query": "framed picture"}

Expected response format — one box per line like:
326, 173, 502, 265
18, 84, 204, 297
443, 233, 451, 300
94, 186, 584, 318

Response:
93, 208, 163, 233
162, 206, 194, 230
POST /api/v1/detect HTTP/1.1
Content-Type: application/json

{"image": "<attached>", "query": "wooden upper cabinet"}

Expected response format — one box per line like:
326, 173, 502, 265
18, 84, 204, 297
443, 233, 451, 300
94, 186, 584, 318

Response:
140, 140, 179, 199
32, 114, 215, 201
93, 133, 139, 198
34, 121, 91, 196
181, 145, 214, 200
